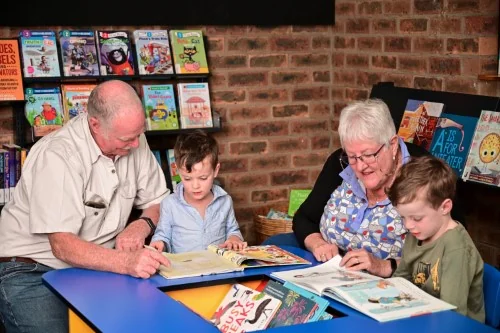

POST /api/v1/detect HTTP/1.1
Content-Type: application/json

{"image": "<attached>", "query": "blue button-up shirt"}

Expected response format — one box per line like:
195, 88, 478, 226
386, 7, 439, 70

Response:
152, 183, 243, 253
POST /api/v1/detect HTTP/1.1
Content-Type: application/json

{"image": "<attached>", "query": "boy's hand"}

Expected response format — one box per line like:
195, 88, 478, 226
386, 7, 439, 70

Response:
149, 240, 165, 252
220, 236, 247, 250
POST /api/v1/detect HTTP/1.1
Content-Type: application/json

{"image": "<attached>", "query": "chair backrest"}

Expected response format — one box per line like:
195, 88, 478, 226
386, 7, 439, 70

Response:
483, 263, 500, 328
261, 232, 301, 248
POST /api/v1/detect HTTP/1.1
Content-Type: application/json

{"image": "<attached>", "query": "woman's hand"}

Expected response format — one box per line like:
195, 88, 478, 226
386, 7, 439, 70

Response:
304, 233, 339, 262
340, 249, 392, 277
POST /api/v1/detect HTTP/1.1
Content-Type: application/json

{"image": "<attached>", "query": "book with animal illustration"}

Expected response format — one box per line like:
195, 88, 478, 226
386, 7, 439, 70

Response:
133, 29, 173, 75
24, 87, 63, 137
19, 30, 61, 78
429, 113, 479, 176
59, 30, 99, 77
211, 283, 281, 333
141, 84, 179, 130
166, 148, 181, 189
177, 83, 213, 129
154, 245, 311, 280
271, 256, 456, 322
169, 30, 209, 74
95, 30, 135, 76
462, 110, 500, 187
397, 100, 444, 150
61, 84, 96, 123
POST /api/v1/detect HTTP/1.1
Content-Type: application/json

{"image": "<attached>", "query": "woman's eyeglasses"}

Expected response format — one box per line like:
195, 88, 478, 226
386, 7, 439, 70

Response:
339, 144, 386, 169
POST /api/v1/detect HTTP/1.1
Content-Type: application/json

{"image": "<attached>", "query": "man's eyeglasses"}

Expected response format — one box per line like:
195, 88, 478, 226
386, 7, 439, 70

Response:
339, 144, 386, 169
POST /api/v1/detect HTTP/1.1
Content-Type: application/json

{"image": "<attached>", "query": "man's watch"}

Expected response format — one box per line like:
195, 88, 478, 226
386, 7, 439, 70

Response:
388, 258, 397, 277
138, 216, 156, 237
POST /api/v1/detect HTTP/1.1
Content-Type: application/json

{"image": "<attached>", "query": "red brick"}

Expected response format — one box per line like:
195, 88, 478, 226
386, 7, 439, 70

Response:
384, 37, 411, 52
234, 207, 255, 225
209, 55, 247, 69
429, 18, 462, 33
249, 55, 287, 68
336, 2, 356, 15
228, 72, 268, 86
311, 103, 332, 117
229, 106, 270, 121
251, 189, 288, 203
292, 87, 329, 101
358, 1, 383, 14
211, 90, 246, 104
250, 121, 289, 137
227, 174, 269, 188
332, 53, 345, 67
345, 88, 369, 100
447, 38, 479, 54
313, 71, 331, 83
271, 170, 309, 186
444, 78, 478, 94
479, 0, 497, 11
462, 58, 481, 76
331, 87, 345, 99
220, 158, 249, 173
271, 71, 310, 85
414, 77, 443, 90
292, 26, 330, 33
207, 37, 224, 52
272, 104, 309, 118
218, 124, 250, 138
465, 16, 498, 34
372, 55, 397, 69
357, 71, 383, 87
248, 26, 290, 34
270, 37, 310, 51
313, 36, 331, 49
382, 73, 412, 87
290, 54, 329, 66
230, 191, 249, 205
372, 19, 397, 33
414, 0, 443, 12
400, 19, 428, 32
429, 58, 461, 75
228, 38, 269, 51
358, 37, 382, 51
383, 0, 411, 14
346, 54, 370, 68
209, 74, 227, 87
311, 136, 331, 150
251, 155, 290, 169
399, 57, 427, 73
270, 139, 308, 152
480, 57, 498, 73
448, 0, 481, 13
334, 37, 356, 49
290, 120, 329, 134
249, 89, 288, 102
230, 141, 268, 155
334, 71, 356, 84
205, 26, 247, 35
478, 37, 498, 55
293, 152, 329, 167
346, 19, 370, 33
413, 37, 444, 53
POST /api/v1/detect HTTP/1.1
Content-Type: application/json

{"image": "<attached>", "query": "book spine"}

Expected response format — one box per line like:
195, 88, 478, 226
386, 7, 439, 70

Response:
0, 151, 5, 204
4, 150, 10, 202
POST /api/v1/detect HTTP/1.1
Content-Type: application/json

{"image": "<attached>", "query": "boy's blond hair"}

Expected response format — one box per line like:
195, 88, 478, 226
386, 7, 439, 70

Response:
387, 155, 456, 209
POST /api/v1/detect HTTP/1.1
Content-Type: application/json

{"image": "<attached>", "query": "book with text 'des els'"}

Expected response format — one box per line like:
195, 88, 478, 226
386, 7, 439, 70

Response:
156, 245, 310, 280
271, 255, 456, 322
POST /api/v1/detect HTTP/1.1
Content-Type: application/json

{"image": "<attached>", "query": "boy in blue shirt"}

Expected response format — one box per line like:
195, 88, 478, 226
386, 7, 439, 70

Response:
150, 130, 246, 253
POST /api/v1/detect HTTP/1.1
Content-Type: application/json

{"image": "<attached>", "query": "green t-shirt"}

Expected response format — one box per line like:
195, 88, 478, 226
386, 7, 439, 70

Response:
394, 223, 485, 323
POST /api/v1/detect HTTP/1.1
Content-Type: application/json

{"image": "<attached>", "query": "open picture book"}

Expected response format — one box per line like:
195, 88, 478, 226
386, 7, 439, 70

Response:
271, 255, 456, 322
153, 245, 311, 279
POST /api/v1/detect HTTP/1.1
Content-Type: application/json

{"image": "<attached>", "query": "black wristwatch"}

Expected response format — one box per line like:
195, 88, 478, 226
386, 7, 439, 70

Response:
138, 216, 156, 237
388, 258, 397, 277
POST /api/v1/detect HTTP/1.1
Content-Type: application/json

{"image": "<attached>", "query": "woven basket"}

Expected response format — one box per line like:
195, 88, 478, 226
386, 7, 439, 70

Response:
254, 202, 293, 245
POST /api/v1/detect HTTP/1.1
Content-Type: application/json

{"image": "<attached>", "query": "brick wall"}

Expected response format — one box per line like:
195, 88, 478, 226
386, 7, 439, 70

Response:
1, 0, 499, 266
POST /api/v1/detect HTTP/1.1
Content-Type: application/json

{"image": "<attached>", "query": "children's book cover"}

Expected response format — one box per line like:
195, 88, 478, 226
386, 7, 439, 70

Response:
167, 149, 181, 187
429, 113, 479, 176
263, 280, 318, 328
177, 83, 213, 129
19, 30, 61, 78
133, 30, 173, 75
169, 30, 209, 74
282, 281, 330, 322
24, 87, 63, 137
288, 189, 312, 217
397, 100, 444, 150
462, 110, 500, 187
59, 30, 99, 77
0, 39, 24, 101
211, 283, 281, 333
141, 84, 179, 130
61, 84, 95, 123
95, 30, 135, 76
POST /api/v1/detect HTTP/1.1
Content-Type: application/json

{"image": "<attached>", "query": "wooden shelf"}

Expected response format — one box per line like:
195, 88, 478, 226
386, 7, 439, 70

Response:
145, 126, 221, 137
477, 74, 500, 81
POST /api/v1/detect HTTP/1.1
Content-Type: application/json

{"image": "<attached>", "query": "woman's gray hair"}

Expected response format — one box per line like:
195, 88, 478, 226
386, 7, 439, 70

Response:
338, 99, 396, 148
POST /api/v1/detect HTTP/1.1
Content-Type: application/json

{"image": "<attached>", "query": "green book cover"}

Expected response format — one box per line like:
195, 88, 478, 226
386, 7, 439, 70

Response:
169, 30, 209, 74
288, 189, 312, 216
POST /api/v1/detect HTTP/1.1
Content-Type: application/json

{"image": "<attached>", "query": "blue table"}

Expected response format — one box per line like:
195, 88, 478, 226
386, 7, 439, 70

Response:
42, 246, 497, 333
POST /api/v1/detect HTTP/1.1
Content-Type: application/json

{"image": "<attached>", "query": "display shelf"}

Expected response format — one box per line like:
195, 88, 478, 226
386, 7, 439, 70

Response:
477, 74, 500, 81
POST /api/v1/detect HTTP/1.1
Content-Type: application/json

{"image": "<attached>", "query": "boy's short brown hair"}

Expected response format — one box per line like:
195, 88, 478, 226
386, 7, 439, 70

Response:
174, 129, 219, 172
387, 155, 457, 209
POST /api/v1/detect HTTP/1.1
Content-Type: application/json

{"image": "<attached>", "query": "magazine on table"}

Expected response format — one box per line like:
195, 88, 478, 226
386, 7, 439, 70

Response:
271, 255, 456, 322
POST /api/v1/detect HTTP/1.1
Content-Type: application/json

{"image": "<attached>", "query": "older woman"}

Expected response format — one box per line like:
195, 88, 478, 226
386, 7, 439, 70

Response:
292, 99, 462, 277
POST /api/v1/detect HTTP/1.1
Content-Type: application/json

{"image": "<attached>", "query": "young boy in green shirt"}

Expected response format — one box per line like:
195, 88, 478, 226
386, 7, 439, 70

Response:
387, 155, 485, 323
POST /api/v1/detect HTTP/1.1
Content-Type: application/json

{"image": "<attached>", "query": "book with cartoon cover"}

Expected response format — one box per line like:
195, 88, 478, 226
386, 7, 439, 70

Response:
19, 30, 61, 78
177, 83, 213, 129
141, 84, 179, 130
169, 30, 209, 74
24, 87, 63, 137
59, 30, 99, 77
95, 30, 135, 76
133, 29, 173, 75
61, 84, 96, 123
271, 255, 456, 322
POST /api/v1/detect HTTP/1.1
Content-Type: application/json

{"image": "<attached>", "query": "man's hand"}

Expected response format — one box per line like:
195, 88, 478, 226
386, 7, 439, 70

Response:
116, 220, 150, 251
219, 236, 247, 250
125, 248, 171, 279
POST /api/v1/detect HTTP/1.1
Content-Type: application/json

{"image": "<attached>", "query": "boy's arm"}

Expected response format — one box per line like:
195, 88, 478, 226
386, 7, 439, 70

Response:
439, 248, 472, 315
224, 197, 244, 241
150, 200, 173, 252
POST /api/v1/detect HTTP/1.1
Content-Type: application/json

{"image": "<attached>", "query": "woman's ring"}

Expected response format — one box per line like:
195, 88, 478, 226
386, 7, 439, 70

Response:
355, 258, 360, 264
321, 254, 326, 259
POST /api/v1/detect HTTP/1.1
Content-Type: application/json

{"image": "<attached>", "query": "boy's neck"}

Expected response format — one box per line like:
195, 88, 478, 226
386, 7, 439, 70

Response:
421, 216, 458, 245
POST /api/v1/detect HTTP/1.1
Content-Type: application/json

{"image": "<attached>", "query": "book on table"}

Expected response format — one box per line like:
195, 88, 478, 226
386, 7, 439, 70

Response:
271, 255, 456, 322
154, 245, 311, 280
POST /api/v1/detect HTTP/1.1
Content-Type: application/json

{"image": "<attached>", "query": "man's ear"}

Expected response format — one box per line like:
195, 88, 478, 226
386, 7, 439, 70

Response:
440, 198, 453, 215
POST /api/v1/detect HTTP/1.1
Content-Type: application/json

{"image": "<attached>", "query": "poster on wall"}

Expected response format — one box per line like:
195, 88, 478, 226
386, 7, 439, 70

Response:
0, 39, 24, 101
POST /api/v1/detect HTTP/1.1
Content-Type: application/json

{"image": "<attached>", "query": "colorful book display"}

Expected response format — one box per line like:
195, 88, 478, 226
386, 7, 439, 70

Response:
177, 83, 213, 129
24, 87, 63, 137
19, 30, 61, 78
167, 148, 181, 188
170, 30, 209, 74
141, 84, 179, 130
0, 39, 24, 101
429, 113, 479, 176
95, 30, 135, 76
59, 30, 99, 77
462, 110, 500, 187
288, 189, 312, 217
397, 100, 444, 150
61, 84, 96, 123
133, 30, 173, 75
